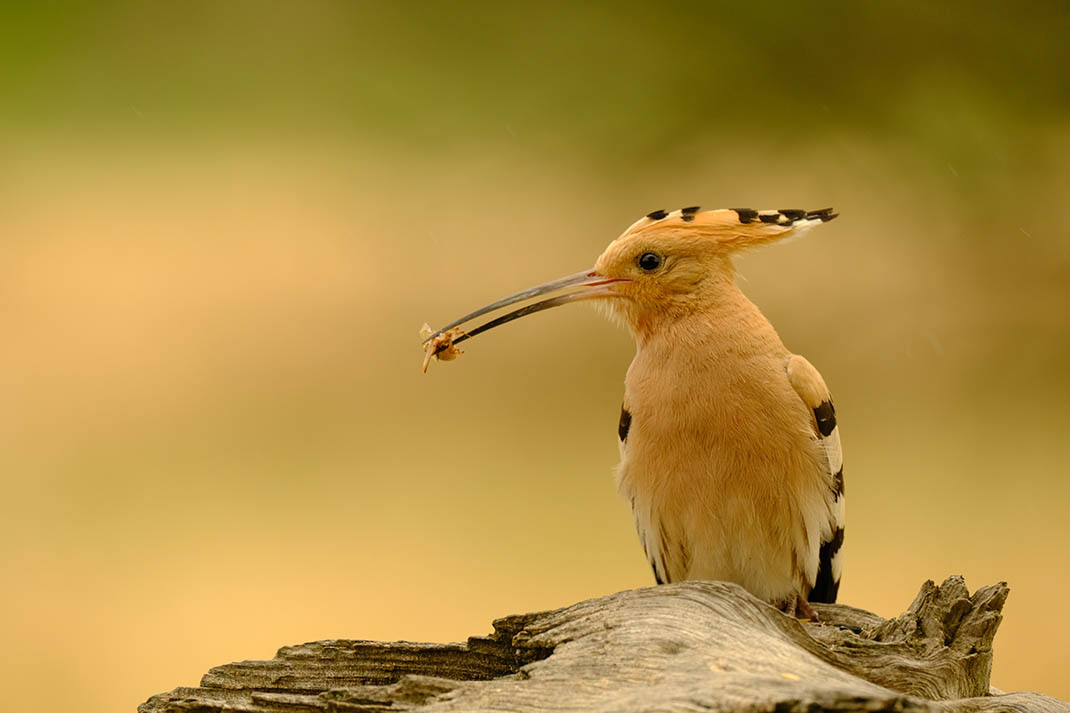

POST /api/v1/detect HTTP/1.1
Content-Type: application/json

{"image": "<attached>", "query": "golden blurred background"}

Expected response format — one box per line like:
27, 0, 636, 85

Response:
1, 2, 1068, 711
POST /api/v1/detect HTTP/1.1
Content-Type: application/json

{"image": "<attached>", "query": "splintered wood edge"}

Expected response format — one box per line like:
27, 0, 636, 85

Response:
139, 577, 1069, 713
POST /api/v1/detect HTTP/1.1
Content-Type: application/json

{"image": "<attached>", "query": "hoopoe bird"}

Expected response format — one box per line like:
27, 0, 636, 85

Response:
423, 207, 844, 618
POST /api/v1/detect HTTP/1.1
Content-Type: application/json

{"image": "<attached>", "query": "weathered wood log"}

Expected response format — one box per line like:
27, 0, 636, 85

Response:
140, 575, 1068, 713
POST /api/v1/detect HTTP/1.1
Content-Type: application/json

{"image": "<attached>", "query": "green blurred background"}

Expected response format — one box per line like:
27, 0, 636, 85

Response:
2, 2, 1068, 711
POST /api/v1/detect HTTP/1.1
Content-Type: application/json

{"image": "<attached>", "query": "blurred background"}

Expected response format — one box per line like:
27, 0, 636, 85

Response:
2, 2, 1068, 711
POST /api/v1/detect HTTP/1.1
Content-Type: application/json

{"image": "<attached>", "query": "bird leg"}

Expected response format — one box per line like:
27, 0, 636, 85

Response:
779, 594, 820, 622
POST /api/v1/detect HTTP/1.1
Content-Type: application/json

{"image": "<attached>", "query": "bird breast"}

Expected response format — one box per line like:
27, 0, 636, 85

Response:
616, 312, 827, 602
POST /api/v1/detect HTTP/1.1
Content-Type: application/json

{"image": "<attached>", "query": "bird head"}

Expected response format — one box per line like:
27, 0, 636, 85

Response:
422, 207, 836, 365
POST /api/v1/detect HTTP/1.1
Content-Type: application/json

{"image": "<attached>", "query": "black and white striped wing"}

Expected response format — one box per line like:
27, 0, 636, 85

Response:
618, 401, 668, 585
787, 355, 845, 604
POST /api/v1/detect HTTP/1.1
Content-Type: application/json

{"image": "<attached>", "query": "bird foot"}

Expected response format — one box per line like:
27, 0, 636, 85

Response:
779, 594, 820, 622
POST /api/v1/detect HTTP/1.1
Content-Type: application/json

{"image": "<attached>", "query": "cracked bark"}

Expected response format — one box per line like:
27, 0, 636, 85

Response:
139, 575, 1068, 713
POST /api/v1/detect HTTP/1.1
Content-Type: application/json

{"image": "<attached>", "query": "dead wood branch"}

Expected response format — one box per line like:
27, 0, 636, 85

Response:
140, 575, 1068, 713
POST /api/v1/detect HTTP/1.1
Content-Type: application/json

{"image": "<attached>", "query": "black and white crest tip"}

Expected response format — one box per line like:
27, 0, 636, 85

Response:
733, 207, 838, 226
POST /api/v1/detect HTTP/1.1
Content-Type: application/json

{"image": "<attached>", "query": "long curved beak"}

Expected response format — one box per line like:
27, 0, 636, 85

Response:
423, 269, 624, 350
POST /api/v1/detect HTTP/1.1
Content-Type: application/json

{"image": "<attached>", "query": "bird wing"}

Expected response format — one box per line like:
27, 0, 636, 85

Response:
786, 355, 845, 604
618, 400, 668, 585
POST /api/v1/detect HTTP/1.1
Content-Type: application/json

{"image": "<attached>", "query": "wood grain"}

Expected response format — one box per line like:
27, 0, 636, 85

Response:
139, 576, 1069, 713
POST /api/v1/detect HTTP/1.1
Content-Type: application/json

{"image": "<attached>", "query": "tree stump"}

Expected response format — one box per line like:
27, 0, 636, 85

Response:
140, 575, 1068, 712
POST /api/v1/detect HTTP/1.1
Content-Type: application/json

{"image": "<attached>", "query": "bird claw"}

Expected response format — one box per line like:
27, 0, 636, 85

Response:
779, 594, 820, 622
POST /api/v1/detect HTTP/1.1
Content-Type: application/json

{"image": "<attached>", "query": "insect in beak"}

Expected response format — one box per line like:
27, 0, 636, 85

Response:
421, 269, 626, 371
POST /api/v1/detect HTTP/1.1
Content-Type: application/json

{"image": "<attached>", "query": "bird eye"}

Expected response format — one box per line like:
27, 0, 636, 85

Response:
638, 252, 662, 271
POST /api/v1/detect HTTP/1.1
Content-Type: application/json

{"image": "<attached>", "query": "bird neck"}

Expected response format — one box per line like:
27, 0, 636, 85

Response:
632, 281, 787, 362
